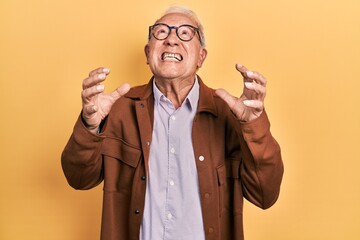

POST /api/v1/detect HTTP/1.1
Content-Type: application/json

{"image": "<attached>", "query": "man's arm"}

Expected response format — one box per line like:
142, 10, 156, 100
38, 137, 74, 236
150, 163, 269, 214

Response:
62, 67, 130, 189
237, 111, 283, 209
61, 115, 105, 190
217, 63, 283, 208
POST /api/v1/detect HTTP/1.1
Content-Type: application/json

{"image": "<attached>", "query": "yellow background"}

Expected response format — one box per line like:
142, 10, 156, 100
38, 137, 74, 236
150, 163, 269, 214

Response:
1, 0, 359, 239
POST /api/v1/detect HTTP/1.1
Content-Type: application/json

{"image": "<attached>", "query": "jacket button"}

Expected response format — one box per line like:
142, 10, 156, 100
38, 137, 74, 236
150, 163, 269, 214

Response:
141, 176, 146, 181
199, 155, 205, 161
135, 209, 140, 214
208, 227, 214, 233
140, 103, 145, 108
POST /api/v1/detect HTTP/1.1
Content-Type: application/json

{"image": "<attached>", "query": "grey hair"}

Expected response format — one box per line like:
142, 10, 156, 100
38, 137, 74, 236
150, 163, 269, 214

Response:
154, 6, 206, 47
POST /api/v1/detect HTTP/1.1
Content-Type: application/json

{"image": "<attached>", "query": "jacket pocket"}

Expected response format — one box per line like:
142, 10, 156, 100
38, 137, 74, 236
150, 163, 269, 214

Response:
216, 163, 227, 217
216, 160, 241, 217
101, 137, 142, 192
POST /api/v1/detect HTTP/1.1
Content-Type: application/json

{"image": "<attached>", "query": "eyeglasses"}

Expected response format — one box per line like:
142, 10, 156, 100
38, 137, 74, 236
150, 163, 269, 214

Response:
148, 23, 203, 45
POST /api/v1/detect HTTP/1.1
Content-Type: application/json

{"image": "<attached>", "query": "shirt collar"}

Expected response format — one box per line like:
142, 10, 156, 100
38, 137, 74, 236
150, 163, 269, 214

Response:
153, 77, 200, 111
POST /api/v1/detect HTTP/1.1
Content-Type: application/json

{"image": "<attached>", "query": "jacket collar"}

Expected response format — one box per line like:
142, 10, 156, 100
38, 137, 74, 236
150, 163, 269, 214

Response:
125, 75, 218, 117
196, 75, 218, 117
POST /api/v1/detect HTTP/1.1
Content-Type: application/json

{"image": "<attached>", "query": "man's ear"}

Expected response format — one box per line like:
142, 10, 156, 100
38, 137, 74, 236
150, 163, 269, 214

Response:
144, 44, 150, 64
197, 47, 208, 68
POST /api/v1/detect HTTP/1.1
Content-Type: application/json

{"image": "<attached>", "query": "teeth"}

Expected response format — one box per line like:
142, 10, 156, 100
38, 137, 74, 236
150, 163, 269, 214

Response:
162, 53, 183, 61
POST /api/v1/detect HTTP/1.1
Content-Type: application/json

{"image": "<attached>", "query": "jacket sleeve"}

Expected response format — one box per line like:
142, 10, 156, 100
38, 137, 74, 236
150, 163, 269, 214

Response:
235, 111, 284, 209
61, 115, 105, 190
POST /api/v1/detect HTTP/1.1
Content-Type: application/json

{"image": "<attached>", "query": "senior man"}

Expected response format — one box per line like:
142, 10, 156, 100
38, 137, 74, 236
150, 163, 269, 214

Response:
62, 6, 284, 240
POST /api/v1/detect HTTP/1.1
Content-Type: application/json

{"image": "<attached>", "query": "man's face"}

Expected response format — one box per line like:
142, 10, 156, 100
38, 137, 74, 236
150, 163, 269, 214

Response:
145, 13, 207, 80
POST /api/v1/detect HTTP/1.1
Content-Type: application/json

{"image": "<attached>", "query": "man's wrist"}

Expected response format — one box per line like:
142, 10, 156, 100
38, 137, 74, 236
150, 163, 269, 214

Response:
81, 114, 100, 134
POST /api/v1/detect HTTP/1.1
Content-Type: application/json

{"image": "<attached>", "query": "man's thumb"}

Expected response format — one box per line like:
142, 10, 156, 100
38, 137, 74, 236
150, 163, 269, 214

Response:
111, 83, 131, 99
215, 88, 236, 108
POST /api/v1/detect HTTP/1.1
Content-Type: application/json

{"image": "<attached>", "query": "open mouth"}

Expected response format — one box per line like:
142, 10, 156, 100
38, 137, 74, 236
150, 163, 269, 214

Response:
161, 52, 183, 61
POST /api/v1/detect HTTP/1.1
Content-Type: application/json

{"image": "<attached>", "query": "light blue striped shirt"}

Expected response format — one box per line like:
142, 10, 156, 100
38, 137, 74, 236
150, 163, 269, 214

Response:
140, 78, 205, 240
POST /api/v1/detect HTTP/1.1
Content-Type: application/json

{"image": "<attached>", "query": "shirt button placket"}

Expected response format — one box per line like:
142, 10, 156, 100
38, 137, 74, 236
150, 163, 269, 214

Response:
166, 113, 176, 235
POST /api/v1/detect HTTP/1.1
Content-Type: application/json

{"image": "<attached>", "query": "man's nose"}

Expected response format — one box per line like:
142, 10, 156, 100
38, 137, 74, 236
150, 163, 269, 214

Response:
165, 29, 179, 45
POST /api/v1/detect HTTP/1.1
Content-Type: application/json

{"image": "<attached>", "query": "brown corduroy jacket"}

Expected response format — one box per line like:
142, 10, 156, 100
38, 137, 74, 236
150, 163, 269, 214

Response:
62, 76, 284, 240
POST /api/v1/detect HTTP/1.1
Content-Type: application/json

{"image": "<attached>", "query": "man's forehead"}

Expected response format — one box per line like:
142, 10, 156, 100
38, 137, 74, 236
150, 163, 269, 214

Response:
156, 13, 196, 26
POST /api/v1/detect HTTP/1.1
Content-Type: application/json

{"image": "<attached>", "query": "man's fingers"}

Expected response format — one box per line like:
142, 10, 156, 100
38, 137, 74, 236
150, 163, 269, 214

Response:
236, 63, 248, 73
235, 64, 256, 83
83, 73, 107, 90
243, 100, 264, 110
235, 64, 267, 86
83, 105, 98, 115
83, 68, 111, 90
82, 84, 105, 101
215, 88, 237, 109
246, 71, 267, 86
235, 64, 249, 79
244, 82, 266, 97
111, 83, 131, 99
88, 67, 110, 77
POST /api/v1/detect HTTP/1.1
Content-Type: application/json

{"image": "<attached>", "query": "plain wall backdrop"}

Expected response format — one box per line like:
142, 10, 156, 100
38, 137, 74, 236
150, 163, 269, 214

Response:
1, 0, 359, 239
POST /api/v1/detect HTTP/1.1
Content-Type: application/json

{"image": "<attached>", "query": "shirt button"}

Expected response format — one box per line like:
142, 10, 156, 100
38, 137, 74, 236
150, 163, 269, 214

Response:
171, 115, 176, 120
169, 180, 175, 186
199, 155, 205, 161
170, 148, 176, 154
167, 213, 173, 219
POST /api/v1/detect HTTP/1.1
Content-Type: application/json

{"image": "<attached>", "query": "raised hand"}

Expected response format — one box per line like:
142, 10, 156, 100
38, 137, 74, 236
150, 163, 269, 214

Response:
81, 67, 131, 132
215, 64, 266, 122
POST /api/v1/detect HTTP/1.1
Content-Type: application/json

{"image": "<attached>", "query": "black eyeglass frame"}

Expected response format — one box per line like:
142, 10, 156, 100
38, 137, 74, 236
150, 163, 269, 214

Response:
148, 23, 203, 45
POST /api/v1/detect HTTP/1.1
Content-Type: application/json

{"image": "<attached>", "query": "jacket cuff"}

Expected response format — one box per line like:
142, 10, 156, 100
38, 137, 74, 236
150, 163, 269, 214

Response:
238, 111, 271, 142
72, 114, 104, 145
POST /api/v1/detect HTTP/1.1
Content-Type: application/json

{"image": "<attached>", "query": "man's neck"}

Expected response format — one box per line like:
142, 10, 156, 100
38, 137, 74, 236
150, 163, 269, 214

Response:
154, 75, 196, 109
